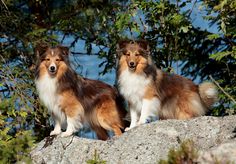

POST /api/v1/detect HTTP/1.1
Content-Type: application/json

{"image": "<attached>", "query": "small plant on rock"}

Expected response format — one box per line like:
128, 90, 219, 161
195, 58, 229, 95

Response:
86, 150, 106, 164
159, 140, 198, 164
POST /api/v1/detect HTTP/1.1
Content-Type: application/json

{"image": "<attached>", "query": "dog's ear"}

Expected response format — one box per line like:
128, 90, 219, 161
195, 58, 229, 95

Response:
116, 40, 130, 57
137, 40, 150, 51
116, 40, 130, 50
35, 43, 49, 58
137, 40, 150, 56
57, 46, 69, 56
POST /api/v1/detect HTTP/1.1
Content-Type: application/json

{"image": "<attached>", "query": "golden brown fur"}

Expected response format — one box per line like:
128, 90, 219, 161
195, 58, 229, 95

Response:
116, 40, 218, 129
35, 45, 126, 140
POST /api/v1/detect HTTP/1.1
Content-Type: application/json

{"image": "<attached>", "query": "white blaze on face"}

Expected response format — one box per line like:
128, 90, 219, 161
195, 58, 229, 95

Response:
51, 49, 54, 56
48, 49, 57, 73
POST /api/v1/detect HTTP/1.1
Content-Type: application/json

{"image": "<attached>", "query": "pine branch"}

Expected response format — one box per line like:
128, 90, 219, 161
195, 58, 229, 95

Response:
209, 75, 236, 104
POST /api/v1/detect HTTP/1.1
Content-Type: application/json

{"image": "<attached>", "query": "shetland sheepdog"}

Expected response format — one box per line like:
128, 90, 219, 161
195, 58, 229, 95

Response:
116, 40, 218, 131
35, 45, 126, 140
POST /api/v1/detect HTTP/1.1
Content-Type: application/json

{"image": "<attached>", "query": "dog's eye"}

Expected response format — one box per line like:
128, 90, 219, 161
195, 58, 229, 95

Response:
42, 58, 49, 61
126, 53, 130, 56
56, 59, 61, 62
135, 54, 139, 56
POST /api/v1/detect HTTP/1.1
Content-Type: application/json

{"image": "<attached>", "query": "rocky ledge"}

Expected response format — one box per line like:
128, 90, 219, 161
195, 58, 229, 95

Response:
31, 116, 236, 164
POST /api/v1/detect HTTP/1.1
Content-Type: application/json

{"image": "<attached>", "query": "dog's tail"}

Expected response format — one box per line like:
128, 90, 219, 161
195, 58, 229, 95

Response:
198, 82, 218, 108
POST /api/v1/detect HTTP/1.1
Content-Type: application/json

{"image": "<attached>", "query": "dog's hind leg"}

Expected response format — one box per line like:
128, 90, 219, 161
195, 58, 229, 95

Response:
94, 126, 109, 140
96, 98, 124, 137
111, 124, 122, 136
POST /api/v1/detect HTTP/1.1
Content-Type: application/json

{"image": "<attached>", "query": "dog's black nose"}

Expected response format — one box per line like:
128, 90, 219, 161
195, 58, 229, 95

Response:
130, 62, 134, 66
50, 66, 55, 71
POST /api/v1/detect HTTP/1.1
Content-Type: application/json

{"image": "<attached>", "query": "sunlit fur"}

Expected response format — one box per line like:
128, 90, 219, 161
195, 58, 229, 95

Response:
116, 40, 218, 130
35, 45, 126, 140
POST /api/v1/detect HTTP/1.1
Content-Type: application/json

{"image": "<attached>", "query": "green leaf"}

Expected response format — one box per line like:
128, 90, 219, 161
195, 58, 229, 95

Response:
19, 111, 28, 118
221, 21, 226, 33
207, 34, 220, 40
180, 26, 190, 33
210, 51, 232, 61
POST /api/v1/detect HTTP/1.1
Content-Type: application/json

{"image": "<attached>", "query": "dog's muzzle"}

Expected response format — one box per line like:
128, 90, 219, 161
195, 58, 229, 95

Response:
128, 62, 136, 70
48, 65, 57, 74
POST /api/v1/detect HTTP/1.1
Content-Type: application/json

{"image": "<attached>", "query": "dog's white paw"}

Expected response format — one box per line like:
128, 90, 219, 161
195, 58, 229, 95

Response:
137, 121, 144, 125
125, 127, 131, 131
50, 130, 61, 136
60, 131, 73, 137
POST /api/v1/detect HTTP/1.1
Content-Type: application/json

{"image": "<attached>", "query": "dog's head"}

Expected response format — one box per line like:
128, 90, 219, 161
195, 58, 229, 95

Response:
116, 40, 151, 72
35, 45, 69, 77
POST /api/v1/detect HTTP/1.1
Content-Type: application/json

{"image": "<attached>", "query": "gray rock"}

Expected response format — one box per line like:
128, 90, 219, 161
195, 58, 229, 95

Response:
198, 141, 236, 163
30, 116, 236, 164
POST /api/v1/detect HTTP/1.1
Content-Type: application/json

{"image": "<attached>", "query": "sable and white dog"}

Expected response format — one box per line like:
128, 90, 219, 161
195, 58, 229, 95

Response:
35, 45, 126, 140
116, 40, 218, 131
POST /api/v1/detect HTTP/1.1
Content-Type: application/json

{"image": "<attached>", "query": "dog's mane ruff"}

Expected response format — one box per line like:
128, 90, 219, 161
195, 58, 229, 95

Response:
56, 62, 95, 115
143, 64, 157, 82
57, 66, 83, 96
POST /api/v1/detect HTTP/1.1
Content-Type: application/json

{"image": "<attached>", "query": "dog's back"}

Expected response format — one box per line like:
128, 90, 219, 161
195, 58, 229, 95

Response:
157, 72, 217, 119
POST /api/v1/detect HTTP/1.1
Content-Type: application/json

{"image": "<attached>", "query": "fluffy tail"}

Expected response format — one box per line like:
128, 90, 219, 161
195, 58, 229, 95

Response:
198, 82, 218, 108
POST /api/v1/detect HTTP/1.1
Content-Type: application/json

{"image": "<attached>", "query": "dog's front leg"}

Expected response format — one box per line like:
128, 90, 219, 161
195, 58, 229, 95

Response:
138, 98, 160, 125
50, 119, 62, 136
61, 115, 83, 137
61, 117, 76, 137
125, 105, 139, 131
50, 111, 64, 136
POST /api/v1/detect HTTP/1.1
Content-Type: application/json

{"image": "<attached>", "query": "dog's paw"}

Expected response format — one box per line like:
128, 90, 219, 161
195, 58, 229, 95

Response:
60, 131, 73, 137
138, 119, 148, 125
125, 127, 131, 131
139, 116, 159, 125
50, 130, 61, 136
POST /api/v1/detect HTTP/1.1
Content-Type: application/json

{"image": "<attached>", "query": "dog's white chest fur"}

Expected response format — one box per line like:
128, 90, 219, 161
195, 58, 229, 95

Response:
35, 74, 58, 113
118, 68, 151, 110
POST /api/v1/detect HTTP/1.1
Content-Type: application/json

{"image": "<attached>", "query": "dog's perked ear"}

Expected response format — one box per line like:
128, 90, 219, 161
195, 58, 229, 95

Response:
57, 46, 69, 56
116, 40, 130, 57
137, 40, 150, 51
137, 40, 150, 56
35, 43, 49, 58
116, 40, 131, 50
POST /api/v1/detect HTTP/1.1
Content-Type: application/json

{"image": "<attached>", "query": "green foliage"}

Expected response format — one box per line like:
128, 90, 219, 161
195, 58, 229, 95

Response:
0, 57, 50, 162
203, 0, 236, 114
159, 140, 198, 164
0, 130, 34, 163
86, 150, 106, 164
